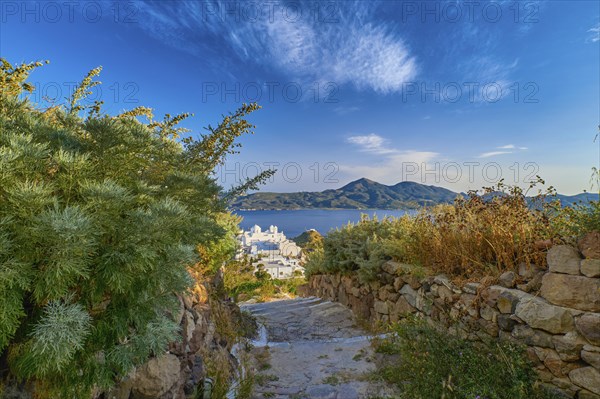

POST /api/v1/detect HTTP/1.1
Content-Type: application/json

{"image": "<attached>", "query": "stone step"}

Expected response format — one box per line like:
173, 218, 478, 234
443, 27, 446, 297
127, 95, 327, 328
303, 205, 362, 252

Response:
244, 297, 325, 315
241, 296, 320, 312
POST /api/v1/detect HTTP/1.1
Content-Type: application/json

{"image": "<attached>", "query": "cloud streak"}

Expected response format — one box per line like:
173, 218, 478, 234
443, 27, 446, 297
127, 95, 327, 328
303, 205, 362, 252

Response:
477, 144, 528, 158
588, 23, 600, 43
136, 1, 417, 94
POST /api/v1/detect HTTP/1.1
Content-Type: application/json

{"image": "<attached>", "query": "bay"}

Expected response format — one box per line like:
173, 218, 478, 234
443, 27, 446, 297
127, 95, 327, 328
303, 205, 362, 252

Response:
235, 209, 413, 238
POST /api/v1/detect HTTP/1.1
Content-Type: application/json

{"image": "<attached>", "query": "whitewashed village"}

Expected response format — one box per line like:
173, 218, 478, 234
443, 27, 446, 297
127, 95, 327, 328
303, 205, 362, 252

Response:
236, 225, 305, 279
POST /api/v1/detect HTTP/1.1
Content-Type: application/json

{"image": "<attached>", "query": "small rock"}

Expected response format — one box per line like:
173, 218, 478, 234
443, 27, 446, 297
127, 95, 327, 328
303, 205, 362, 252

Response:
534, 347, 577, 377
462, 282, 480, 294
381, 261, 400, 275
399, 284, 417, 308
374, 300, 389, 315
497, 290, 526, 314
516, 271, 543, 293
575, 313, 600, 346
581, 259, 600, 278
579, 231, 600, 259
552, 331, 586, 361
497, 314, 517, 332
511, 325, 554, 348
131, 353, 181, 399
479, 304, 498, 322
393, 277, 404, 291
498, 271, 517, 288
582, 349, 600, 369
547, 245, 582, 275
394, 296, 416, 315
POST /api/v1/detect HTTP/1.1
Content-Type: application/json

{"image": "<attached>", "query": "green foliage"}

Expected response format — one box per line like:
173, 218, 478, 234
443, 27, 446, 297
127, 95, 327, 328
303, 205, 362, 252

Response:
551, 200, 600, 241
0, 59, 271, 397
292, 229, 323, 253
304, 214, 416, 282
373, 317, 558, 399
223, 257, 305, 303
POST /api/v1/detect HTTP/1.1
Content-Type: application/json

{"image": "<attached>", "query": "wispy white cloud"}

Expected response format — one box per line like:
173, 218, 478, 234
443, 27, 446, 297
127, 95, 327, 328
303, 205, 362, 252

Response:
347, 134, 396, 155
478, 144, 528, 158
136, 1, 417, 94
587, 23, 600, 43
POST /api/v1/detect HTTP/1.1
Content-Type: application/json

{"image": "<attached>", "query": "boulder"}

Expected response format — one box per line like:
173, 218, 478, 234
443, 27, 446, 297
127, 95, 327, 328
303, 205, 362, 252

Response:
575, 313, 600, 346
131, 353, 181, 399
579, 231, 600, 259
540, 273, 600, 312
581, 259, 600, 278
515, 296, 574, 334
569, 367, 600, 395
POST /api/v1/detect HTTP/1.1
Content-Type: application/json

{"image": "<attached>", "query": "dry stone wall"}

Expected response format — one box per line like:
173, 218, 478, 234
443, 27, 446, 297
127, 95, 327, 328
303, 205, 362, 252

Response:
301, 243, 600, 398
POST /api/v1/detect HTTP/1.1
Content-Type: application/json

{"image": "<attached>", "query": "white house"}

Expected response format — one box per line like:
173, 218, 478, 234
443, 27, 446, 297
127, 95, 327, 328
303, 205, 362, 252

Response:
237, 225, 304, 279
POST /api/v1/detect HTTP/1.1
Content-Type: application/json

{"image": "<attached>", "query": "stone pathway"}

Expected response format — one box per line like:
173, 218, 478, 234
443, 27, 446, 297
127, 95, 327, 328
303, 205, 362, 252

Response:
241, 297, 398, 399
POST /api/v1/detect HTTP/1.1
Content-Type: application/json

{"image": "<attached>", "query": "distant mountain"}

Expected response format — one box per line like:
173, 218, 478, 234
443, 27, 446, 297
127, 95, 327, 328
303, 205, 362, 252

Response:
231, 178, 459, 210
554, 192, 599, 206
231, 178, 599, 210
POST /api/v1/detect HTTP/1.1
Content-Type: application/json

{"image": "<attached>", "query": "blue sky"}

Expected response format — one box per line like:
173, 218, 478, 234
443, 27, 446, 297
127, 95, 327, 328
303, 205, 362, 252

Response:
1, 0, 599, 194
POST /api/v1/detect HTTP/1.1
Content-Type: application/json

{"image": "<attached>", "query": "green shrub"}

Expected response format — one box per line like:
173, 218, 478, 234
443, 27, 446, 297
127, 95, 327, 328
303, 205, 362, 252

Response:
223, 257, 305, 302
373, 317, 558, 399
0, 59, 271, 397
551, 200, 600, 241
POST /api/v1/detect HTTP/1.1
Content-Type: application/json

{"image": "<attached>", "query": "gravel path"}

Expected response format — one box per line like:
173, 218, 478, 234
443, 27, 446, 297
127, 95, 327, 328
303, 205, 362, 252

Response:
241, 297, 398, 399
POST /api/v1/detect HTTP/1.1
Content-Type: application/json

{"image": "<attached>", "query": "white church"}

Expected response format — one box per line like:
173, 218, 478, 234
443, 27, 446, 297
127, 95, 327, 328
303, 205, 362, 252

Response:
240, 225, 302, 257
237, 225, 304, 279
